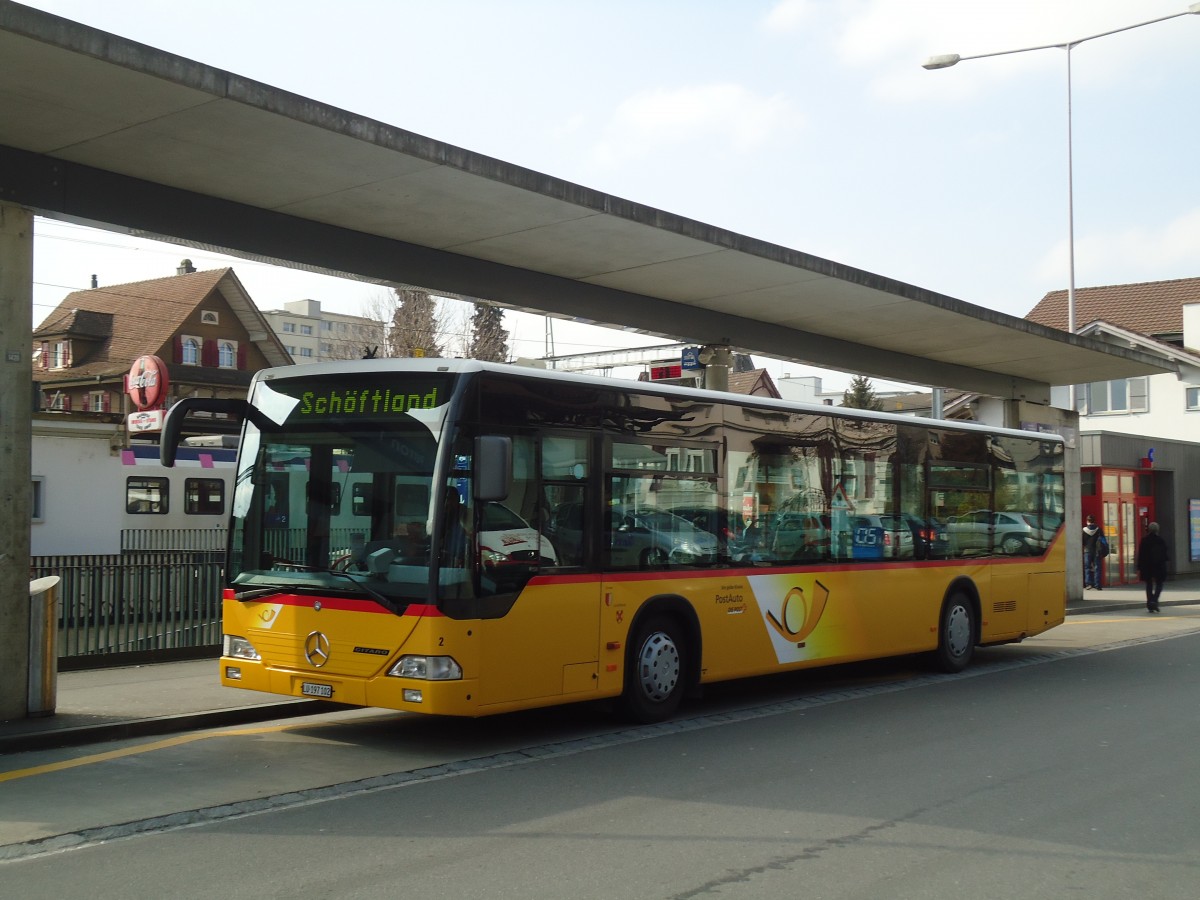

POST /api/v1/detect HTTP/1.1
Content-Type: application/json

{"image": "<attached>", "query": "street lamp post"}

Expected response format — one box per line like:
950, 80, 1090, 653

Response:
923, 4, 1200, 350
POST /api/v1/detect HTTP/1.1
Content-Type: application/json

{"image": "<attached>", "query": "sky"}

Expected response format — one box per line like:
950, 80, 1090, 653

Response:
19, 0, 1200, 392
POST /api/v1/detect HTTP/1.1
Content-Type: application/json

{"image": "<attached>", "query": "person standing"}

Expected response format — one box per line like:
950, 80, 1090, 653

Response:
1082, 515, 1105, 590
1136, 522, 1169, 613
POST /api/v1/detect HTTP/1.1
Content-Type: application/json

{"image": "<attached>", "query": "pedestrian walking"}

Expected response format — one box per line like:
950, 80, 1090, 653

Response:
1136, 522, 1169, 613
1082, 515, 1106, 590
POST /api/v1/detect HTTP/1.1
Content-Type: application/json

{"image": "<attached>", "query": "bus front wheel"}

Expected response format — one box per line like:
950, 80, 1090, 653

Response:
622, 615, 686, 723
933, 593, 975, 673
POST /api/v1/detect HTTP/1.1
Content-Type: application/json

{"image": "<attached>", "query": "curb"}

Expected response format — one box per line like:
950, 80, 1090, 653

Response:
0, 700, 353, 755
1067, 597, 1199, 617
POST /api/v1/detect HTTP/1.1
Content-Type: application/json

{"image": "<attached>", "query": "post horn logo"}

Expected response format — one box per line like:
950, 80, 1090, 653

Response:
765, 581, 830, 645
304, 631, 331, 668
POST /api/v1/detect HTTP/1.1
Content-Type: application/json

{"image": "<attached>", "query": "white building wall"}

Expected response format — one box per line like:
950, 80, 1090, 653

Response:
31, 421, 124, 555
264, 299, 383, 365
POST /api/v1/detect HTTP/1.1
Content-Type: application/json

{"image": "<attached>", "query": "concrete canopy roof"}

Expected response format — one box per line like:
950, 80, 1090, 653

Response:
0, 1, 1174, 404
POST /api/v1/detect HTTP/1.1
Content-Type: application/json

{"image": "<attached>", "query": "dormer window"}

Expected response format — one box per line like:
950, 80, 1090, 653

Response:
50, 340, 71, 369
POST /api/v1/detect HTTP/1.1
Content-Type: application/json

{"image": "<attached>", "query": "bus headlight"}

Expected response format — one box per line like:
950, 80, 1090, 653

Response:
223, 634, 260, 660
388, 655, 463, 680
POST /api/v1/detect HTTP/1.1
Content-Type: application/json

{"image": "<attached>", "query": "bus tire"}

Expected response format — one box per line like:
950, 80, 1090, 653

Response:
933, 592, 975, 673
622, 615, 686, 723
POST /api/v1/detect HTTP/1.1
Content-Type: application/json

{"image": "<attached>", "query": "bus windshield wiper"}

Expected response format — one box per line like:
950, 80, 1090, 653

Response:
319, 569, 404, 615
232, 584, 328, 601
233, 573, 403, 614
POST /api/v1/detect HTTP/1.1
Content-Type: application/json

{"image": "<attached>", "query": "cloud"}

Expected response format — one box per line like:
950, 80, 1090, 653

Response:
589, 84, 796, 168
1037, 207, 1200, 285
761, 0, 812, 32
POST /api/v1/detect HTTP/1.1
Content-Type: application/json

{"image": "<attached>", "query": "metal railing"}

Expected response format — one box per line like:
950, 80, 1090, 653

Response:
33, 527, 368, 666
32, 528, 228, 666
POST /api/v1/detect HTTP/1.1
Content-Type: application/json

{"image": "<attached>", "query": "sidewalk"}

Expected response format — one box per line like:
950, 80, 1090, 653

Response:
4, 576, 1199, 755
0, 660, 340, 754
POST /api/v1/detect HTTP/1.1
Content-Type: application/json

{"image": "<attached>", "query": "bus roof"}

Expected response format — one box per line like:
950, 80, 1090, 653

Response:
251, 358, 1064, 445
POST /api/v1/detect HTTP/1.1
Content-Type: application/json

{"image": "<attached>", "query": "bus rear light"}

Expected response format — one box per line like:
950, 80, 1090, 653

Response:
223, 634, 260, 661
389, 655, 463, 680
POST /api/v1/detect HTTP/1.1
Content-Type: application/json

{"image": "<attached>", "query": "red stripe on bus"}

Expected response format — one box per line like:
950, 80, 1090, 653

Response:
222, 589, 440, 616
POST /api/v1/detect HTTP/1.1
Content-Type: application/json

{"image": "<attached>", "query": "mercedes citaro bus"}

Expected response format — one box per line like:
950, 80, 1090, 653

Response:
161, 358, 1066, 722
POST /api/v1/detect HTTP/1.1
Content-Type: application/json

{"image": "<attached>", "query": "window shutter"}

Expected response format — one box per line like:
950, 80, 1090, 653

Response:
64, 342, 72, 368
174, 336, 184, 363
202, 338, 218, 367
40, 342, 49, 368
102, 392, 111, 413
237, 343, 247, 370
81, 394, 91, 412
62, 395, 72, 411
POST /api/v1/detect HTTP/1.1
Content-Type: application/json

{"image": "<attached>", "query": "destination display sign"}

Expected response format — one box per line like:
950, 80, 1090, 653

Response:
263, 374, 453, 424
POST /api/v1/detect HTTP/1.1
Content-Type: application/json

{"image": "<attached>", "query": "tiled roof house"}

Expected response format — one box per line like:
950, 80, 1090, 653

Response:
33, 264, 292, 416
1026, 276, 1200, 584
1025, 276, 1199, 345
1023, 276, 1200, 419
727, 368, 781, 399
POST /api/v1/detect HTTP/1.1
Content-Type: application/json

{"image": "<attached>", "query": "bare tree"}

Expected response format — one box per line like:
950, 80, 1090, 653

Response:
359, 287, 489, 359
321, 306, 388, 361
441, 303, 473, 358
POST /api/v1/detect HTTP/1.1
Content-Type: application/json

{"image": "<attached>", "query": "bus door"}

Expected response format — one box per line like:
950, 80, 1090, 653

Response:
477, 433, 600, 708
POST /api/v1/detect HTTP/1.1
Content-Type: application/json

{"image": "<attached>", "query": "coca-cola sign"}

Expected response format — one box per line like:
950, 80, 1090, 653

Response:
126, 355, 169, 410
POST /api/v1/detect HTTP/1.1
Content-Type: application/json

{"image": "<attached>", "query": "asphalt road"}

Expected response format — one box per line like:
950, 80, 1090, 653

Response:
3, 607, 1199, 899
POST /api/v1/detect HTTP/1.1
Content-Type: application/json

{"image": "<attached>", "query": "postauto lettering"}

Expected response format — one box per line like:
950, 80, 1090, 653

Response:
296, 386, 441, 418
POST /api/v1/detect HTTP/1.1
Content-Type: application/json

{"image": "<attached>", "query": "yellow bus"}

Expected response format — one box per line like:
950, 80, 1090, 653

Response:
162, 359, 1067, 722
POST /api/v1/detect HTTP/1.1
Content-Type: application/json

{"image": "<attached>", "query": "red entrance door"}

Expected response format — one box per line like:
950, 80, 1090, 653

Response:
1083, 467, 1155, 587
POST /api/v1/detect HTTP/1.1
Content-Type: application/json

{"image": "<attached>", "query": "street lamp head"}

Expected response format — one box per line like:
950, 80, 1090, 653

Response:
922, 53, 961, 70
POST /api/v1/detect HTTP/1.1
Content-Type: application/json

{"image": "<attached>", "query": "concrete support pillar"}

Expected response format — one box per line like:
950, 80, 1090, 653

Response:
0, 201, 34, 720
702, 346, 731, 393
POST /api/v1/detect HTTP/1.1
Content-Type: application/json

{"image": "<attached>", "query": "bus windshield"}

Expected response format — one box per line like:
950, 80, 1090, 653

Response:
227, 371, 459, 608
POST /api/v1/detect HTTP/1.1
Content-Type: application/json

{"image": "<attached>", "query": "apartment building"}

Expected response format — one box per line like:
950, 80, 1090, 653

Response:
262, 299, 385, 364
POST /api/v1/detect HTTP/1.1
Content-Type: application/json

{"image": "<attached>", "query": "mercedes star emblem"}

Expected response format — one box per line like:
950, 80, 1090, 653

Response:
304, 631, 331, 668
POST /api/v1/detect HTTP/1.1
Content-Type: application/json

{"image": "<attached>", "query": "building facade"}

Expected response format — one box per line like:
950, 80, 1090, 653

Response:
33, 262, 292, 420
261, 299, 385, 364
1026, 277, 1200, 583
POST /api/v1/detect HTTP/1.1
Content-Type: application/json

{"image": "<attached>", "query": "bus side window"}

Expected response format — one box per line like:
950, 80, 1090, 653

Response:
542, 435, 589, 568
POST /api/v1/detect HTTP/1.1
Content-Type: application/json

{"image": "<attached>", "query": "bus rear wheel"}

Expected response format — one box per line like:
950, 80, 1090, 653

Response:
622, 615, 686, 723
933, 592, 975, 673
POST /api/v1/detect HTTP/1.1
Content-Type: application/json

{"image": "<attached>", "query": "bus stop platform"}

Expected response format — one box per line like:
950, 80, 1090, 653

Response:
3, 576, 1199, 756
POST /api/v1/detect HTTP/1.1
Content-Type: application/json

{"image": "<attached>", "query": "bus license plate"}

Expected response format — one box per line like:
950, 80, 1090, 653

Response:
301, 682, 333, 698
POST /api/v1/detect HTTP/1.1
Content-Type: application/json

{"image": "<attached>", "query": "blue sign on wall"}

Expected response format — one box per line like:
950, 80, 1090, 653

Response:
681, 347, 702, 370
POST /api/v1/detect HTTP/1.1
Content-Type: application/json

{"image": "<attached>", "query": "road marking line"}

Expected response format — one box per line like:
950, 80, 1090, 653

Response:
0, 721, 328, 784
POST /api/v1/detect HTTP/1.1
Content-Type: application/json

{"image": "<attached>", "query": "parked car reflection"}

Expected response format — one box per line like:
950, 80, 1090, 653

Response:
608, 507, 719, 567
480, 502, 558, 568
945, 510, 1050, 556
886, 513, 948, 560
